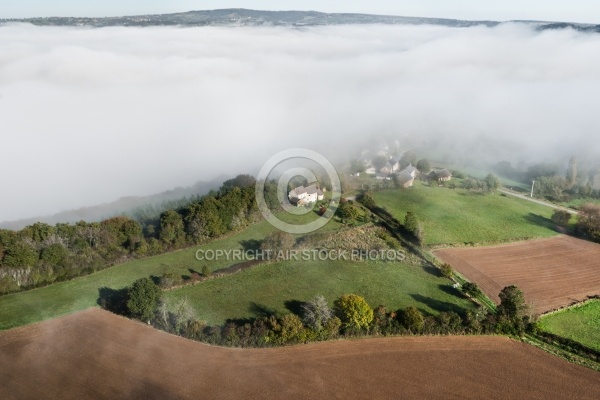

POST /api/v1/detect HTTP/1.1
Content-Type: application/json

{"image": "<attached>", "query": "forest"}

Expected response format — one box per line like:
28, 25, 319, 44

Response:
0, 175, 269, 294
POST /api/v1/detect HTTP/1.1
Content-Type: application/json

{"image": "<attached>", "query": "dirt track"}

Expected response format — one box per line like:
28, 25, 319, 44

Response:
435, 236, 600, 314
1, 308, 599, 399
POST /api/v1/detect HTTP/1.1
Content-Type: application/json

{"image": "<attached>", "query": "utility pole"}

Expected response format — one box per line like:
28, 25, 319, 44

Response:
530, 180, 535, 198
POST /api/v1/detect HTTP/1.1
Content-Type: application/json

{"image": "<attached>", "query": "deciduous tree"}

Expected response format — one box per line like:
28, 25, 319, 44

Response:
398, 306, 424, 332
334, 294, 373, 331
416, 159, 431, 173
159, 210, 185, 246
127, 277, 162, 323
576, 203, 600, 242
372, 155, 388, 171
400, 151, 417, 169
497, 285, 527, 321
439, 263, 453, 279
484, 173, 500, 192
301, 295, 333, 331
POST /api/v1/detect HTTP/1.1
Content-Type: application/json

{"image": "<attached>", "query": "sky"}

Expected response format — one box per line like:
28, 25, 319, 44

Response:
1, 22, 600, 222
0, 0, 599, 24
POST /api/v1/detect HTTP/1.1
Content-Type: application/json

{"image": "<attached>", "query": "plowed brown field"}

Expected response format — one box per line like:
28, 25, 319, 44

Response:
435, 235, 600, 314
1, 308, 599, 399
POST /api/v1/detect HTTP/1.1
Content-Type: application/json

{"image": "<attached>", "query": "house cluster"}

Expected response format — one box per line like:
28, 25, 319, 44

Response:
288, 184, 324, 206
359, 152, 452, 188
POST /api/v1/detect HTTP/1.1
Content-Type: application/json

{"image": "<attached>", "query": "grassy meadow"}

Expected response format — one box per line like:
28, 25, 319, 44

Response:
540, 300, 600, 352
0, 218, 285, 330
164, 259, 475, 325
373, 182, 559, 246
0, 212, 345, 330
3, 180, 560, 330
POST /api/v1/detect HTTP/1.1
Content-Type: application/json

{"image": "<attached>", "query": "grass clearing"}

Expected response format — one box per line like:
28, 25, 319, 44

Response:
164, 259, 475, 325
540, 300, 600, 352
373, 182, 559, 246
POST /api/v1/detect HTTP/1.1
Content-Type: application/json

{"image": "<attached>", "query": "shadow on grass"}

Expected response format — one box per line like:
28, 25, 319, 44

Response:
97, 287, 129, 315
524, 212, 556, 231
422, 264, 442, 277
150, 275, 161, 285
249, 302, 277, 318
409, 293, 466, 316
225, 316, 255, 326
438, 284, 466, 298
284, 299, 306, 316
240, 239, 262, 252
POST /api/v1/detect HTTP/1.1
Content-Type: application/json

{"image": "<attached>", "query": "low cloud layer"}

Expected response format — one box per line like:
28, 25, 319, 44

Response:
1, 23, 600, 222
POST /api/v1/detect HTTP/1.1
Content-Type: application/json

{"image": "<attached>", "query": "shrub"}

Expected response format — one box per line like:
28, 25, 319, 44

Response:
277, 314, 305, 344
439, 263, 453, 279
260, 231, 295, 252
461, 281, 481, 297
158, 272, 179, 289
357, 192, 375, 209
397, 306, 424, 333
334, 294, 374, 332
404, 212, 419, 233
551, 210, 572, 226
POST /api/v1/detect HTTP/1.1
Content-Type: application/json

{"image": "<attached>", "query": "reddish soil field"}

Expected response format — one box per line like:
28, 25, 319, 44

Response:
435, 235, 600, 314
1, 308, 599, 399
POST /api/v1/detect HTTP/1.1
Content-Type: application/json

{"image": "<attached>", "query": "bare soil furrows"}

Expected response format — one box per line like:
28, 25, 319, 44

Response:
1, 308, 599, 399
435, 236, 600, 314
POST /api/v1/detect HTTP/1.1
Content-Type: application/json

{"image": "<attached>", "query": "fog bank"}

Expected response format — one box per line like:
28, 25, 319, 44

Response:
1, 23, 600, 222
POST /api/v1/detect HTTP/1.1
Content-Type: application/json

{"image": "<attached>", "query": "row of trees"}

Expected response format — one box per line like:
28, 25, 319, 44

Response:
494, 157, 600, 202
3, 172, 400, 295
551, 205, 600, 244
119, 277, 534, 348
0, 217, 146, 293
461, 174, 500, 192
0, 175, 272, 295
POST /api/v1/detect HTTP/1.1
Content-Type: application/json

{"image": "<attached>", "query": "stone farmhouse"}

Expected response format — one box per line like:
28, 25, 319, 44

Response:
396, 163, 418, 188
288, 184, 324, 206
429, 169, 453, 182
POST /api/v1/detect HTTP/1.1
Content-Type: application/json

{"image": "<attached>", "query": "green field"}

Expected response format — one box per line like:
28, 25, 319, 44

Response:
540, 301, 600, 352
373, 182, 559, 246
164, 259, 475, 325
0, 198, 484, 330
0, 219, 285, 330
0, 213, 346, 330
0, 204, 476, 329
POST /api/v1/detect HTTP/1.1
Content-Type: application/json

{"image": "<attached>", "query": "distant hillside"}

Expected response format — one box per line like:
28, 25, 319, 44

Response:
2, 9, 598, 32
0, 8, 600, 32
0, 9, 497, 28
0, 176, 226, 230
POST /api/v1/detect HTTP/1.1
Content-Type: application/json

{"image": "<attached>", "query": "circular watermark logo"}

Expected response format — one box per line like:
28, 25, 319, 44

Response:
255, 148, 341, 234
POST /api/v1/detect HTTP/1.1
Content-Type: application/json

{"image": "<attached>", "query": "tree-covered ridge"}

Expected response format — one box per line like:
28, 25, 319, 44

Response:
0, 175, 266, 295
